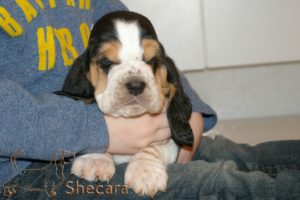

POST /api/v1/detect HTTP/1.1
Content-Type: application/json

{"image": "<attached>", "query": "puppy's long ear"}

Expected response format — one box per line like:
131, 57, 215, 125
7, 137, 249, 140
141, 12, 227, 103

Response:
55, 50, 94, 102
165, 57, 194, 146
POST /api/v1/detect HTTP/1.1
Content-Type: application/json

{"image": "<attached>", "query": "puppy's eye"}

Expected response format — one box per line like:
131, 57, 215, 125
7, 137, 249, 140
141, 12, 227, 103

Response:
98, 57, 113, 71
147, 57, 158, 67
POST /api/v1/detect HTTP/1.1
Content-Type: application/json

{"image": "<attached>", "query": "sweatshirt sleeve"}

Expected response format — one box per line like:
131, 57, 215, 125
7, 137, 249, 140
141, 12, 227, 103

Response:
180, 73, 218, 132
0, 79, 108, 160
92, 0, 127, 22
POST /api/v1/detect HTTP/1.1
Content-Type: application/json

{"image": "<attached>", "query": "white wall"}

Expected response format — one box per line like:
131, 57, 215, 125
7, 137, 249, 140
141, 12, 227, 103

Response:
184, 62, 300, 120
203, 0, 300, 68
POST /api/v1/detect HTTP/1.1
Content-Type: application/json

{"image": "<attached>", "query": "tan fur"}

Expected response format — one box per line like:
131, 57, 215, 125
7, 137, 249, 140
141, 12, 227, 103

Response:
155, 66, 177, 101
87, 62, 108, 95
168, 83, 177, 100
156, 66, 170, 96
99, 41, 121, 62
87, 41, 121, 96
141, 147, 161, 160
142, 39, 160, 61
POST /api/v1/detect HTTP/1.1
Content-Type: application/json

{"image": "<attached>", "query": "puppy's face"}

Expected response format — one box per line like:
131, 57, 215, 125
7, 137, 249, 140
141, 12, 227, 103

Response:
86, 12, 172, 117
58, 11, 194, 146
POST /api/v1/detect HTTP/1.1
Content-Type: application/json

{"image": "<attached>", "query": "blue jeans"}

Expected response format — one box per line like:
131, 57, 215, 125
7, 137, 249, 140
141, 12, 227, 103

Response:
1, 136, 300, 199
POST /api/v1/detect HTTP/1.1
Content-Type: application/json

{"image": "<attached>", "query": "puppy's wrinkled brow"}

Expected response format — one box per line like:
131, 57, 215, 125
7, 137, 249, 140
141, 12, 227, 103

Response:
98, 41, 121, 63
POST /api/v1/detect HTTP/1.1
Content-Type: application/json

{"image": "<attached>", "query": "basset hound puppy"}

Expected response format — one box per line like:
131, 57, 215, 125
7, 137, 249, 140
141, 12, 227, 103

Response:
56, 11, 193, 197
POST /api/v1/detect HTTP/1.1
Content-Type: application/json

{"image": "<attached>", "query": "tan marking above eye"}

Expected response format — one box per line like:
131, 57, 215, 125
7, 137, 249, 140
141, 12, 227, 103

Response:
142, 39, 160, 62
98, 41, 121, 63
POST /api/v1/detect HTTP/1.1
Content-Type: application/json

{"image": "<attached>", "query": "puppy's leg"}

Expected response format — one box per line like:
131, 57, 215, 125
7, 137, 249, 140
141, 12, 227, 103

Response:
125, 139, 178, 197
71, 153, 115, 182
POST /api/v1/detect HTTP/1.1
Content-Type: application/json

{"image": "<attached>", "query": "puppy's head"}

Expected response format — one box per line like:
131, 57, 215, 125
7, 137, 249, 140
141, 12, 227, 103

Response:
60, 11, 173, 117
57, 11, 194, 146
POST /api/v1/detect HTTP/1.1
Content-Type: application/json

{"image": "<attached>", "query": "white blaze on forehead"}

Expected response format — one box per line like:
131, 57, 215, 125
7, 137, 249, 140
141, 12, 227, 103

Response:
115, 20, 143, 62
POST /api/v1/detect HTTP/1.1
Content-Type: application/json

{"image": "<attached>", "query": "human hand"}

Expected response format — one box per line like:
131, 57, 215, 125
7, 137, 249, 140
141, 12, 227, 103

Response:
176, 112, 204, 164
105, 112, 171, 154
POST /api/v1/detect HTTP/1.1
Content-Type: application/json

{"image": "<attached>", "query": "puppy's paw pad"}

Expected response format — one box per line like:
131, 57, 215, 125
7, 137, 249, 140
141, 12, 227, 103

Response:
71, 153, 115, 182
125, 160, 167, 197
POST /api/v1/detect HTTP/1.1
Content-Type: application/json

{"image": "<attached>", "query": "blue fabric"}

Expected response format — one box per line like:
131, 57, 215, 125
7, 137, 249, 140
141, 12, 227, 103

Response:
0, 0, 127, 187
0, 0, 127, 94
0, 0, 217, 188
180, 74, 217, 132
2, 136, 300, 199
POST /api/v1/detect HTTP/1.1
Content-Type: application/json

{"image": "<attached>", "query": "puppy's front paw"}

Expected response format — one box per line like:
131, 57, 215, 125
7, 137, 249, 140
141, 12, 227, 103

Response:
125, 159, 168, 197
71, 153, 115, 182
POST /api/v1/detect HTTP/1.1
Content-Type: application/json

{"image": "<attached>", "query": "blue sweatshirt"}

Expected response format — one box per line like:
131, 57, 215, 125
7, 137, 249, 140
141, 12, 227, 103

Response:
0, 0, 217, 187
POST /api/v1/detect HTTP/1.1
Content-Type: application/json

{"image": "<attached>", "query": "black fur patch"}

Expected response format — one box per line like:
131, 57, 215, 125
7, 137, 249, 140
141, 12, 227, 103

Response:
55, 50, 94, 100
91, 11, 158, 40
164, 57, 194, 146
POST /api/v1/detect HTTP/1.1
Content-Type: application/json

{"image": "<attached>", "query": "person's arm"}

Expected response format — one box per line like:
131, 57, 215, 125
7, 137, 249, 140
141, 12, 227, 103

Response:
177, 112, 204, 163
0, 79, 172, 160
177, 74, 217, 163
0, 79, 108, 160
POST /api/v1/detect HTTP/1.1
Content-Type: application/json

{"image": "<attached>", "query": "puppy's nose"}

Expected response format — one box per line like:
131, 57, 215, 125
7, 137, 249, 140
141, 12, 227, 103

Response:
125, 81, 146, 96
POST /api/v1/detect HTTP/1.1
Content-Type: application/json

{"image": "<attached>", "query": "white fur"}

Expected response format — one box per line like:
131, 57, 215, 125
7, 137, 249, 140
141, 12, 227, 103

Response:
71, 153, 115, 182
115, 20, 143, 62
94, 20, 165, 117
95, 60, 164, 117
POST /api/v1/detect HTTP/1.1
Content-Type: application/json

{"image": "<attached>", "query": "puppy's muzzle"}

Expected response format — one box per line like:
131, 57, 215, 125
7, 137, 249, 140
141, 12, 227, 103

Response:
125, 80, 146, 96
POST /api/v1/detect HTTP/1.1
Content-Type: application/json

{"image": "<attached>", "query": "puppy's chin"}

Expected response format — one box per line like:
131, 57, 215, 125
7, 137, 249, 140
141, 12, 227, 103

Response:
95, 95, 146, 117
110, 104, 147, 117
